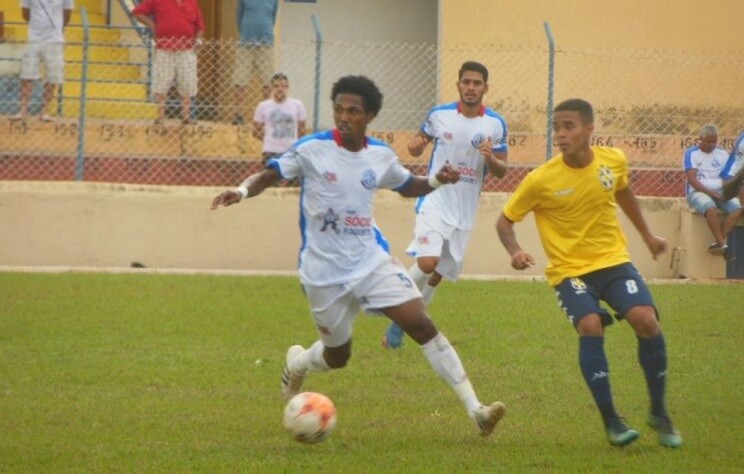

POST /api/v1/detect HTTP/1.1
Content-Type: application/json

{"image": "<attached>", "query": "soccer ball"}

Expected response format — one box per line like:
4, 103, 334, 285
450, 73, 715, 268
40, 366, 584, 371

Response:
283, 391, 337, 444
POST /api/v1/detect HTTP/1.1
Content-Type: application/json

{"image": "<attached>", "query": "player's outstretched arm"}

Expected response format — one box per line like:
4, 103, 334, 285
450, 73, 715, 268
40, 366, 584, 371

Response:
211, 168, 281, 209
397, 164, 460, 198
615, 186, 667, 259
496, 213, 535, 270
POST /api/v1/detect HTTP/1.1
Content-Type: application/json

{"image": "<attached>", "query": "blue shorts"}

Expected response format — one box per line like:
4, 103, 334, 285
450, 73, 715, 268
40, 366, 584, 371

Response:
686, 191, 742, 214
553, 263, 656, 327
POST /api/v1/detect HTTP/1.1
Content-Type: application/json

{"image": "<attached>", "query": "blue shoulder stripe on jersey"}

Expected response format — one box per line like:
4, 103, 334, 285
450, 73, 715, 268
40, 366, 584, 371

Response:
366, 135, 393, 149
266, 159, 284, 178
682, 146, 700, 170
374, 226, 391, 253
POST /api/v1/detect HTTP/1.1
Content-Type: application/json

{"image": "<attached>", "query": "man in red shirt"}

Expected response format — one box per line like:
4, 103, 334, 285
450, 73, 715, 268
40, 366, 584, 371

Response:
133, 0, 205, 125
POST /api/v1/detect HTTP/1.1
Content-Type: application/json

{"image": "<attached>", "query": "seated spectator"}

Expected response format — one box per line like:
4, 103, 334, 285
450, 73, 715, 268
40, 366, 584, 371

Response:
722, 131, 744, 203
683, 124, 742, 259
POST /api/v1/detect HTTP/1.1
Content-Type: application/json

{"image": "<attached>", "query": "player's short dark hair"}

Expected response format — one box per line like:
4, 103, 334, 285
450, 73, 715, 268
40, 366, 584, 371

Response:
458, 61, 489, 83
554, 98, 594, 124
271, 72, 288, 84
331, 75, 383, 117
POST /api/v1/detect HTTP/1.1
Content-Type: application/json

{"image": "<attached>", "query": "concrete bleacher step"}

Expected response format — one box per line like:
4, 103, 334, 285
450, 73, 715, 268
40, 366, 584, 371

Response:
61, 101, 158, 120
64, 82, 149, 101
65, 62, 143, 82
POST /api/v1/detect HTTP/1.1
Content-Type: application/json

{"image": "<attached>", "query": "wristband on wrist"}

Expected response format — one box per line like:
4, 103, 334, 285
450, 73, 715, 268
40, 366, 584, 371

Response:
236, 185, 248, 199
428, 175, 442, 189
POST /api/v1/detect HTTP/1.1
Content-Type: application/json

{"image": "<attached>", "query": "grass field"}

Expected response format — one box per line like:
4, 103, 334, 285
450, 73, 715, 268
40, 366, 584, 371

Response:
1, 272, 743, 473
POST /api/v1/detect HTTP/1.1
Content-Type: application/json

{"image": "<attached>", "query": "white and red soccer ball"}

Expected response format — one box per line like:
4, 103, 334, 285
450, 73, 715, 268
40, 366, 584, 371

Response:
283, 391, 337, 444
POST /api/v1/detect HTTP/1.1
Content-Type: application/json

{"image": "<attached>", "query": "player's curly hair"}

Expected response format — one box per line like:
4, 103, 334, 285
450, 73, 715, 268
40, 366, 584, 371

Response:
331, 76, 383, 117
555, 98, 594, 124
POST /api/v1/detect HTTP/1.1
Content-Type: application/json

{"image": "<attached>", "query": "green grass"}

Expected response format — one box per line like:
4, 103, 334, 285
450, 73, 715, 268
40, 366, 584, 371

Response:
1, 273, 743, 473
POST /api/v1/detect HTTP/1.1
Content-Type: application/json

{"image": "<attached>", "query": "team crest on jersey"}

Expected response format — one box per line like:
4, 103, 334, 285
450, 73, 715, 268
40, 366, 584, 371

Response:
570, 278, 587, 295
471, 133, 486, 148
320, 208, 341, 234
360, 169, 377, 190
598, 165, 614, 191
323, 171, 337, 182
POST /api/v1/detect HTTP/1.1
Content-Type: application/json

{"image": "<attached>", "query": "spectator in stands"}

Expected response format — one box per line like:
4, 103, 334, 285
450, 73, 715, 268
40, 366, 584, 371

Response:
252, 73, 306, 163
133, 0, 205, 125
11, 0, 74, 122
722, 131, 744, 205
683, 124, 742, 259
231, 0, 278, 125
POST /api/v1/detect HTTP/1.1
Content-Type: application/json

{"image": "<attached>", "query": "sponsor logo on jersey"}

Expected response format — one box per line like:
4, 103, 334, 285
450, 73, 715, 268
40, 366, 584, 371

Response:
456, 164, 478, 184
343, 211, 373, 236
320, 208, 341, 234
360, 169, 377, 190
323, 171, 337, 182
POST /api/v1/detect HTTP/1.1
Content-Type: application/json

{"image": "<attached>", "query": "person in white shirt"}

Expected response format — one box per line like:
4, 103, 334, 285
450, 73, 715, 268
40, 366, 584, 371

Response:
252, 73, 306, 163
383, 61, 508, 348
12, 0, 74, 122
211, 75, 506, 437
683, 124, 742, 259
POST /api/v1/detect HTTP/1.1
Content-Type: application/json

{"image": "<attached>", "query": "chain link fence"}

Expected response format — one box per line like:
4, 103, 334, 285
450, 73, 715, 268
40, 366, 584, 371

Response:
1, 18, 743, 196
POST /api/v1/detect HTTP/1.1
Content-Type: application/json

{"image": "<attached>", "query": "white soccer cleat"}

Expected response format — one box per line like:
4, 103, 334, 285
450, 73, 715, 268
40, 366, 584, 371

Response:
474, 402, 506, 437
280, 345, 306, 400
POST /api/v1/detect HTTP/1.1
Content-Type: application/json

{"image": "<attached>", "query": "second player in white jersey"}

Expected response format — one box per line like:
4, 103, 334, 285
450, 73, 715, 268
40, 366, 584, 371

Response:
384, 61, 508, 349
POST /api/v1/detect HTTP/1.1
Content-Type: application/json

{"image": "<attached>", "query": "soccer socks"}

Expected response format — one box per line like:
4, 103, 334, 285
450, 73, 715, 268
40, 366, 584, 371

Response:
579, 336, 618, 426
408, 263, 429, 291
292, 340, 331, 375
638, 333, 668, 418
421, 284, 437, 306
422, 332, 480, 415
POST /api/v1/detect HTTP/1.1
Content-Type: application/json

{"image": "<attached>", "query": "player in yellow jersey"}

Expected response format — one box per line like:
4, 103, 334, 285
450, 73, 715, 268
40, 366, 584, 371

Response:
496, 98, 682, 448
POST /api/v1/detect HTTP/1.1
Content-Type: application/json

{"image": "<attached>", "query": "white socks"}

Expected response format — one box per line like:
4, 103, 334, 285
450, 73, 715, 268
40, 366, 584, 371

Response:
291, 340, 330, 375
422, 332, 480, 415
407, 263, 428, 291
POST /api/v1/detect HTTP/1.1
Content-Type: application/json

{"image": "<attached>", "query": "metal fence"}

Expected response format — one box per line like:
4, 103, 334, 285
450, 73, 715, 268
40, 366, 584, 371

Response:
1, 13, 743, 196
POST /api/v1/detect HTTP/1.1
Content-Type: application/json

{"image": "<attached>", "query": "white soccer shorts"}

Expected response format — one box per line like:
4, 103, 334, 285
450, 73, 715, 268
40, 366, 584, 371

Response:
302, 257, 421, 348
405, 212, 470, 281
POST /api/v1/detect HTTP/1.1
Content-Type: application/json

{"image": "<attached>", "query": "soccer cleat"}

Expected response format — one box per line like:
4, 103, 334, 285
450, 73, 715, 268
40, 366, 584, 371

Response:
605, 417, 640, 447
474, 402, 506, 437
382, 322, 404, 349
723, 246, 736, 262
280, 345, 306, 400
647, 415, 683, 448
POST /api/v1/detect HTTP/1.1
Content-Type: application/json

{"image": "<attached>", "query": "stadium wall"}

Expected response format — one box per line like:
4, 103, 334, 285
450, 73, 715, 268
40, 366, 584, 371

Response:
0, 181, 732, 280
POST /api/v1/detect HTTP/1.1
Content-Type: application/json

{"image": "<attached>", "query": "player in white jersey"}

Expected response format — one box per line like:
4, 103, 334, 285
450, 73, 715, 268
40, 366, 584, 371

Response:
383, 61, 508, 348
722, 131, 744, 205
211, 75, 506, 436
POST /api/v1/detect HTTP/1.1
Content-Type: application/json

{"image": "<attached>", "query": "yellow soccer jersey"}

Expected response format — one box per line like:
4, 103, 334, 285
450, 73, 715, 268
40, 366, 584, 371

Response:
502, 146, 632, 286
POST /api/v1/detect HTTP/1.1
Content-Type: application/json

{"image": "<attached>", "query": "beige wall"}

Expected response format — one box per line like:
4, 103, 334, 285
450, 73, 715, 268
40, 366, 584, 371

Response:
2, 181, 736, 280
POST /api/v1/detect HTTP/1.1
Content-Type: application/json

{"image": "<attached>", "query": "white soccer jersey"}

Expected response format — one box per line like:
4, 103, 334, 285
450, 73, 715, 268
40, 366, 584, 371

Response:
721, 132, 744, 180
269, 129, 413, 286
683, 145, 730, 195
414, 102, 508, 230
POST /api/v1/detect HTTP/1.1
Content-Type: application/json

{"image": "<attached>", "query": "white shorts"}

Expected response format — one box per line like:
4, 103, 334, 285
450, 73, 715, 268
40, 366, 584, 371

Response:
405, 212, 471, 281
20, 43, 65, 84
152, 50, 198, 97
232, 44, 273, 86
302, 257, 421, 347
